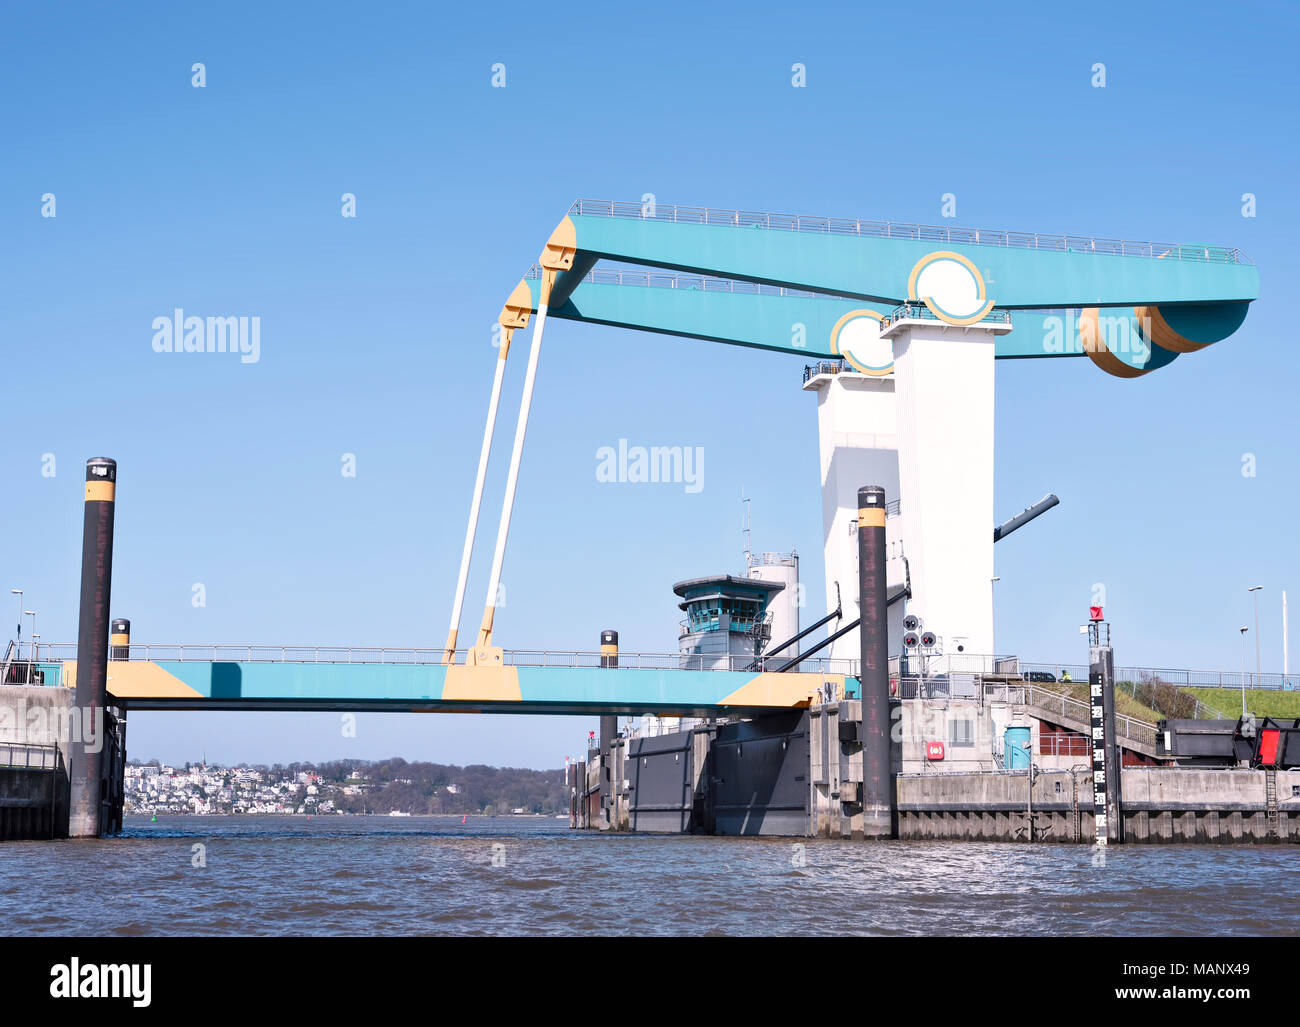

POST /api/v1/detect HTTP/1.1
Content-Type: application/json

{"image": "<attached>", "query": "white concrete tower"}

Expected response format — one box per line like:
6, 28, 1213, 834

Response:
802, 308, 907, 667
880, 306, 1012, 669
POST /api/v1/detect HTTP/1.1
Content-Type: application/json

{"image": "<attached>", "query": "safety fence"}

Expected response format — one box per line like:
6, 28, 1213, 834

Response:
0, 742, 60, 772
568, 199, 1251, 264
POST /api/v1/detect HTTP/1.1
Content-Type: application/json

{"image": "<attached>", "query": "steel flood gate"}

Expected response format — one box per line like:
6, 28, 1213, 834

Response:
713, 712, 810, 837
628, 731, 702, 833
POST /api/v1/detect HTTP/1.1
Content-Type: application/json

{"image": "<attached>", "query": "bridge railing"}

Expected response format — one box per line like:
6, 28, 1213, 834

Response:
568, 199, 1252, 265
506, 650, 863, 674
525, 263, 822, 299
24, 642, 1295, 693
27, 642, 860, 675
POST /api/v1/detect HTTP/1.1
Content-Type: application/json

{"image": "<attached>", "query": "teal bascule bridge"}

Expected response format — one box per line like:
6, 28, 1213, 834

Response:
15, 200, 1257, 838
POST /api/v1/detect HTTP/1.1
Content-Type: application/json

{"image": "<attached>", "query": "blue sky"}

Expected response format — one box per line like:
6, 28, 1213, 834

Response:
2, 1, 1296, 768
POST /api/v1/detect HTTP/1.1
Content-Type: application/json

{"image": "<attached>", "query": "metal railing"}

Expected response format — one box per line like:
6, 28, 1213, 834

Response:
2, 661, 52, 686
1020, 660, 1292, 697
524, 263, 825, 299
748, 552, 797, 568
880, 301, 1013, 328
506, 649, 859, 675
31, 642, 458, 665
803, 360, 847, 382
20, 642, 1291, 700
981, 680, 1157, 745
0, 742, 60, 771
567, 199, 1252, 265
900, 653, 1022, 676
1038, 733, 1092, 757
24, 642, 859, 676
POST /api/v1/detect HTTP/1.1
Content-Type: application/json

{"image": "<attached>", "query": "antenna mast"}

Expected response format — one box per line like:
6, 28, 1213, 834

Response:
742, 490, 752, 569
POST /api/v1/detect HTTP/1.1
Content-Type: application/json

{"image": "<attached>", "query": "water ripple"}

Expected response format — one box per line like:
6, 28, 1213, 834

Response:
0, 815, 1296, 936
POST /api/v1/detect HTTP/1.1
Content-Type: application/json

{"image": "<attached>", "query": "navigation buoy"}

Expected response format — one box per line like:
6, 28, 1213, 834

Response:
461, 815, 467, 824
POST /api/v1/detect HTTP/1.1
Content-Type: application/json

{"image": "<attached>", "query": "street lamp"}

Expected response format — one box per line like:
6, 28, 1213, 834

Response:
1240, 626, 1250, 717
1248, 586, 1262, 686
9, 589, 21, 647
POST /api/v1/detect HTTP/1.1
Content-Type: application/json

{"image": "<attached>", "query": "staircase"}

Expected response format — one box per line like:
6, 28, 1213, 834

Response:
1019, 681, 1159, 758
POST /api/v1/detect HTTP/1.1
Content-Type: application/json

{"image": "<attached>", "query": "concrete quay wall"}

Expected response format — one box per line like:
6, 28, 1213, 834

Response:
896, 768, 1299, 844
0, 685, 73, 839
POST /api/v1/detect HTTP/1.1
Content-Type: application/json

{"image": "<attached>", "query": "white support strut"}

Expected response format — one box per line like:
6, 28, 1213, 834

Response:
471, 222, 574, 657
442, 348, 510, 663
478, 295, 549, 649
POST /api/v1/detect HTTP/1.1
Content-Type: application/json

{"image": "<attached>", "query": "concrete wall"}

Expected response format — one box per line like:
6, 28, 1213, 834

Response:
0, 763, 63, 839
0, 685, 126, 838
896, 767, 1299, 843
0, 684, 75, 746
598, 737, 630, 832
809, 700, 863, 838
0, 685, 73, 839
898, 769, 1087, 843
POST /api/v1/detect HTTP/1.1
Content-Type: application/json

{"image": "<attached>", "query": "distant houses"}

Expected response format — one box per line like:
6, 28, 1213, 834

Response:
122, 758, 566, 816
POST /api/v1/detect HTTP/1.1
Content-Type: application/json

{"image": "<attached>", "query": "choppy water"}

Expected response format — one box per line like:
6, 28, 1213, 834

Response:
1, 816, 1296, 936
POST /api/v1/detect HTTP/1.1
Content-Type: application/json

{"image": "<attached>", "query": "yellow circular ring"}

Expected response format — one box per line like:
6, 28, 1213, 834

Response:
906, 251, 994, 326
830, 308, 891, 375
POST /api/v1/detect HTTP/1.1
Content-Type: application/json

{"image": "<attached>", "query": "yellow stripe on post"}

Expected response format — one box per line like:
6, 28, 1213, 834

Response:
85, 480, 115, 502
858, 507, 886, 528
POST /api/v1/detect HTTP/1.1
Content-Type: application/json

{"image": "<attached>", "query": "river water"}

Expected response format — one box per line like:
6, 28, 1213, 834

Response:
2, 816, 1295, 936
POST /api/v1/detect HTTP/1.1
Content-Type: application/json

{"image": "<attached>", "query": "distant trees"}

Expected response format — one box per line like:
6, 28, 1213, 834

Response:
1121, 676, 1199, 720
330, 759, 565, 815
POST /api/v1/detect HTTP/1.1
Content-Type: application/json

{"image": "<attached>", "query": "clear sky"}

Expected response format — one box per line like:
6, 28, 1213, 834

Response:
2, 0, 1296, 769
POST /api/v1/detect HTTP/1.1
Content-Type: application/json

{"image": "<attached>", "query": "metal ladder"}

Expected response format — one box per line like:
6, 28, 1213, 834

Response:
1265, 770, 1280, 841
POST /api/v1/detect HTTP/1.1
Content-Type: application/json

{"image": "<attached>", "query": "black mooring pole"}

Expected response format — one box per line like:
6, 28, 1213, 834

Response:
70, 457, 116, 838
110, 618, 131, 661
599, 629, 619, 829
857, 485, 894, 840
108, 617, 131, 837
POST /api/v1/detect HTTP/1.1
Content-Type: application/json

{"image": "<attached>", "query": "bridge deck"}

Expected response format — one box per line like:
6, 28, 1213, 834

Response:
54, 655, 852, 715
